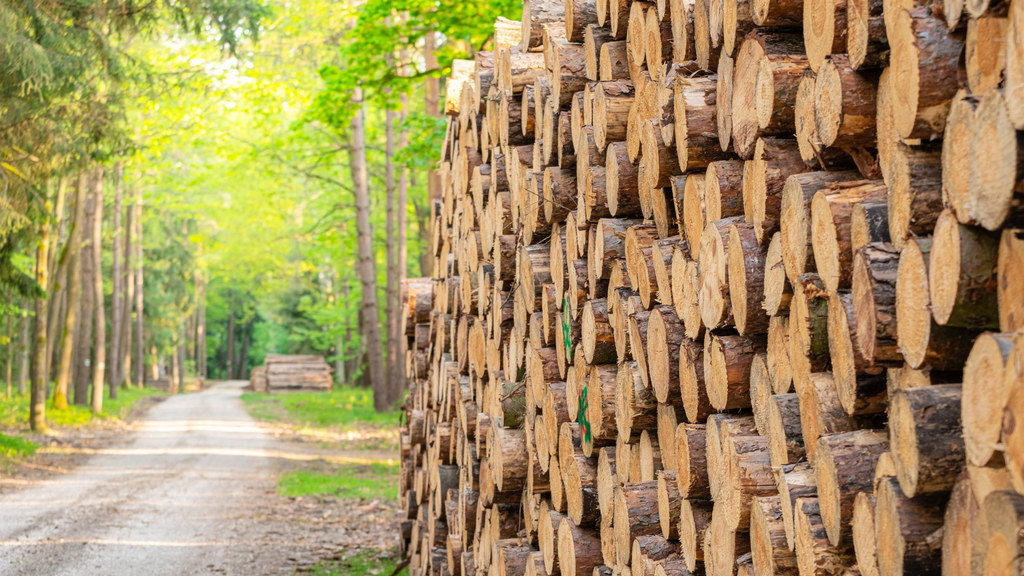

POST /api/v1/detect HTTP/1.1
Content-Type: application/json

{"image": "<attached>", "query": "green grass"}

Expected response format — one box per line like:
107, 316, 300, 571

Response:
305, 550, 406, 576
0, 433, 37, 459
0, 386, 166, 431
277, 461, 400, 500
242, 386, 402, 430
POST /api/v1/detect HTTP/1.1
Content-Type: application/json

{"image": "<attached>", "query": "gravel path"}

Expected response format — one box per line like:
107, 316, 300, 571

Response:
0, 381, 398, 575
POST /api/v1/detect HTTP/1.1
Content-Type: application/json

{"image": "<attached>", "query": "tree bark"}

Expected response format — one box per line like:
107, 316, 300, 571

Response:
386, 96, 398, 412
30, 185, 52, 431
44, 177, 68, 387
90, 166, 105, 413
397, 92, 409, 400
226, 304, 236, 380
134, 188, 144, 388
108, 162, 122, 399
54, 172, 86, 409
74, 172, 95, 405
17, 299, 30, 395
350, 89, 390, 411
119, 200, 135, 387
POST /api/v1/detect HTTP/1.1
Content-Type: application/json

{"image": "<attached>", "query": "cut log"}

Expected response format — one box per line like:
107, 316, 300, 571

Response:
767, 392, 805, 466
614, 481, 665, 563
705, 329, 767, 411
928, 209, 999, 329
767, 315, 794, 393
787, 274, 831, 387
827, 290, 888, 415
648, 306, 687, 402
731, 33, 807, 158
999, 229, 1024, 333
698, 216, 745, 329
852, 242, 901, 367
811, 179, 887, 293
750, 495, 799, 576
676, 422, 711, 498
873, 476, 947, 576
813, 55, 877, 151
794, 497, 855, 576
728, 221, 770, 335
764, 233, 794, 318
522, 0, 566, 50
815, 429, 889, 546
966, 89, 1024, 231
798, 372, 857, 466
847, 0, 886, 69
658, 471, 683, 539
775, 461, 819, 551
557, 517, 603, 576
895, 237, 980, 370
780, 170, 863, 283
887, 7, 964, 140
890, 384, 965, 498
981, 490, 1024, 576
679, 498, 714, 570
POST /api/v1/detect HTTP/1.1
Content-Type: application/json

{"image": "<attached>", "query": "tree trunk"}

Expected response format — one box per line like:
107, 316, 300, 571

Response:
44, 177, 68, 386
397, 91, 409, 400
74, 173, 95, 405
178, 326, 186, 391
30, 186, 52, 431
119, 196, 135, 387
386, 98, 399, 412
6, 311, 13, 397
425, 30, 442, 206
108, 162, 122, 399
194, 271, 204, 379
54, 172, 86, 409
350, 88, 389, 411
237, 321, 251, 379
17, 300, 30, 395
90, 166, 105, 413
226, 304, 236, 380
134, 188, 144, 388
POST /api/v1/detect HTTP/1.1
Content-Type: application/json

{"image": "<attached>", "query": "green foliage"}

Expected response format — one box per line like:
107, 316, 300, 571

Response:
0, 433, 37, 459
307, 550, 406, 576
242, 386, 402, 431
277, 461, 399, 500
0, 387, 165, 430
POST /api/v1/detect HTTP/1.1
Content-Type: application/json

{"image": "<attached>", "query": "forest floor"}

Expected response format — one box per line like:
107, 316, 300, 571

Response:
0, 381, 403, 575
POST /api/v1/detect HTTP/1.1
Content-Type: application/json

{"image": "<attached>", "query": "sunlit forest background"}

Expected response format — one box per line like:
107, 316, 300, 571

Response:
0, 0, 518, 428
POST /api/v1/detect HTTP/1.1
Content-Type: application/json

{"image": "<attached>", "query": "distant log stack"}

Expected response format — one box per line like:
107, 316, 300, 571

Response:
262, 354, 333, 392
249, 366, 268, 393
397, 0, 1024, 573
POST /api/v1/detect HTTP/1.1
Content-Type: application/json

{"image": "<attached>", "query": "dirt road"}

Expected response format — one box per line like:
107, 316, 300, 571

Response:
0, 381, 396, 575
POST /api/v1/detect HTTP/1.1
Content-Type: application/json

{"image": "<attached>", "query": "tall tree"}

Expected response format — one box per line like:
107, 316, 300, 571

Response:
385, 100, 398, 404
17, 301, 30, 395
119, 190, 135, 387
397, 91, 409, 395
195, 272, 205, 379
90, 168, 106, 413
73, 172, 95, 405
237, 320, 251, 379
108, 163, 124, 398
54, 173, 87, 409
44, 179, 69, 382
134, 188, 144, 388
30, 188, 52, 432
349, 88, 389, 410
226, 303, 236, 379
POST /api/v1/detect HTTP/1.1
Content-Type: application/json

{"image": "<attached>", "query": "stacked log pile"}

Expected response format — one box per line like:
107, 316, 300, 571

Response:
262, 354, 333, 392
397, 0, 1024, 574
250, 366, 268, 393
